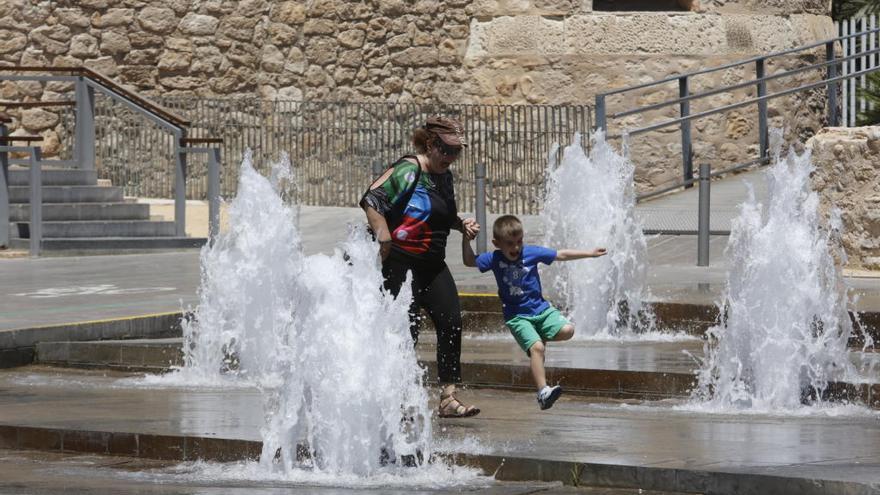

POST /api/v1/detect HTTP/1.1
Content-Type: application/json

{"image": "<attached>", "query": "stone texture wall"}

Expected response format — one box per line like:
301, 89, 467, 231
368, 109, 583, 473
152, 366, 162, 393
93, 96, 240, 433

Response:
807, 127, 880, 271
0, 0, 835, 196
0, 0, 473, 102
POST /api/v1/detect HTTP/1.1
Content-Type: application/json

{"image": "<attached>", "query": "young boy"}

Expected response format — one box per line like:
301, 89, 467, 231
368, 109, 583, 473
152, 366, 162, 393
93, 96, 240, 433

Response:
462, 215, 606, 410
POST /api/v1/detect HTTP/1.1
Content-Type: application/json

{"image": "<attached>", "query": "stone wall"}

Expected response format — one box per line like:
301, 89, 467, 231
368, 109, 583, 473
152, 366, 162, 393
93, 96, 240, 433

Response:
0, 0, 473, 102
807, 127, 880, 271
0, 0, 835, 196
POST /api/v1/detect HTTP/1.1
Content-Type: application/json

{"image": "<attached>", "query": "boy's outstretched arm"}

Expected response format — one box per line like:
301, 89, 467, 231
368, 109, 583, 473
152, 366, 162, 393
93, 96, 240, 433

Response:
556, 248, 607, 261
462, 236, 478, 267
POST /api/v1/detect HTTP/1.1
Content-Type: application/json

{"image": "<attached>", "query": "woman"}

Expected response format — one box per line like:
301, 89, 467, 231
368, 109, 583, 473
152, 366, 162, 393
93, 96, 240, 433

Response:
360, 116, 481, 418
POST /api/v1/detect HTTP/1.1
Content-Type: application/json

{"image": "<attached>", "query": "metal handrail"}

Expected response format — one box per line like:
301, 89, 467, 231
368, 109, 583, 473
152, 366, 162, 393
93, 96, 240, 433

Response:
0, 66, 224, 246
1, 67, 190, 127
596, 25, 880, 199
0, 131, 42, 256
600, 25, 880, 98
594, 24, 880, 266
609, 45, 880, 120
616, 63, 878, 139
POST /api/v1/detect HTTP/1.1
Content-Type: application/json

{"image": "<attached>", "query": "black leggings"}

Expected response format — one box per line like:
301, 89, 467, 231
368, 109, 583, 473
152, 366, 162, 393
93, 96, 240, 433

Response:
382, 251, 462, 384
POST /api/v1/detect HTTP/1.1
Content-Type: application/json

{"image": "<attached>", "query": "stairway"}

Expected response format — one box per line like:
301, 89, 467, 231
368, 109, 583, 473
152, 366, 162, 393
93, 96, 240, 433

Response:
5, 166, 205, 253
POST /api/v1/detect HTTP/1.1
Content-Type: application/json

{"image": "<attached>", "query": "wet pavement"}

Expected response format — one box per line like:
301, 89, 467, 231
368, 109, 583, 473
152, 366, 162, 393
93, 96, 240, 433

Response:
3, 206, 880, 333
1, 366, 879, 491
3, 202, 880, 493
0, 449, 700, 495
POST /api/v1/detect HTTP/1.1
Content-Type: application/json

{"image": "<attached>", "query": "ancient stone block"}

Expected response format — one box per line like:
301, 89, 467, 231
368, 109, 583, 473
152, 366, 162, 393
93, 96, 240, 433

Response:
165, 0, 192, 16
267, 22, 298, 46
261, 45, 285, 72
276, 85, 302, 100
386, 34, 411, 50
304, 19, 335, 35
91, 8, 134, 28
366, 17, 390, 41
209, 67, 256, 93
337, 49, 362, 68
390, 46, 438, 66
379, 0, 407, 16
129, 30, 163, 48
219, 16, 257, 42
54, 8, 90, 28
124, 49, 160, 65
383, 76, 404, 94
157, 50, 192, 71
224, 45, 258, 68
165, 38, 193, 52
339, 3, 373, 20
84, 56, 119, 77
160, 75, 204, 90
305, 37, 337, 65
69, 33, 99, 58
333, 66, 356, 84
414, 0, 440, 14
307, 0, 339, 18
137, 7, 178, 34
40, 129, 61, 156
19, 49, 48, 67
284, 46, 306, 74
78, 0, 109, 9
304, 65, 328, 86
238, 0, 269, 17
21, 108, 60, 131
808, 126, 880, 270
179, 13, 219, 36
0, 31, 28, 54
337, 29, 366, 49
271, 1, 306, 24
120, 65, 157, 88
100, 31, 131, 55
191, 46, 222, 73
414, 31, 435, 46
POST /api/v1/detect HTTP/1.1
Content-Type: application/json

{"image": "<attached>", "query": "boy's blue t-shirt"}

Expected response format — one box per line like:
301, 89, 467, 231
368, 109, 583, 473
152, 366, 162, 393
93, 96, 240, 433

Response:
475, 245, 557, 321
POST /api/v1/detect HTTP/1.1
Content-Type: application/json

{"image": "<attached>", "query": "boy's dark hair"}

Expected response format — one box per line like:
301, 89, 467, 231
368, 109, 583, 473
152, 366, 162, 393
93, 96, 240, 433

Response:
493, 215, 523, 240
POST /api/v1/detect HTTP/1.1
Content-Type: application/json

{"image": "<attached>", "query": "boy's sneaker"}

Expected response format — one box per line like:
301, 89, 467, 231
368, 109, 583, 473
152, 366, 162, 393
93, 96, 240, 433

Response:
537, 385, 563, 410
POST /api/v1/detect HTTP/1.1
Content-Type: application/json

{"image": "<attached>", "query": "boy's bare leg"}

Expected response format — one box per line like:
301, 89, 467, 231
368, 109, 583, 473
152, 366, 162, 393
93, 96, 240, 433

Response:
552, 324, 575, 341
529, 341, 547, 390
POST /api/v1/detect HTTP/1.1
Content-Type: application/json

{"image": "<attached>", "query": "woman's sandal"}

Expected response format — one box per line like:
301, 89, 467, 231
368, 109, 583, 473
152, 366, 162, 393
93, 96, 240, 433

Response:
438, 393, 480, 418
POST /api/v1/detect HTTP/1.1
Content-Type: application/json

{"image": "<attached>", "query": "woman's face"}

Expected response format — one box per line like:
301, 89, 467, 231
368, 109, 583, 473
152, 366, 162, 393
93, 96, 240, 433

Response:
427, 138, 462, 172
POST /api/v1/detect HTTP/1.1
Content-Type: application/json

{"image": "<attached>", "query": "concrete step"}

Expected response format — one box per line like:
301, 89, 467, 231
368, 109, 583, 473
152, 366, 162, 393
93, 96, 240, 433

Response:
32, 337, 880, 406
2, 368, 877, 495
7, 236, 206, 253
11, 220, 176, 238
9, 203, 150, 221
8, 185, 123, 203
7, 168, 97, 186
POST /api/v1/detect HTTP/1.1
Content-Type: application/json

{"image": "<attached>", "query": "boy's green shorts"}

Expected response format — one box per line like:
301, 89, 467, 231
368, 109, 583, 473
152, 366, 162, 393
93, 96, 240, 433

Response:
505, 306, 571, 354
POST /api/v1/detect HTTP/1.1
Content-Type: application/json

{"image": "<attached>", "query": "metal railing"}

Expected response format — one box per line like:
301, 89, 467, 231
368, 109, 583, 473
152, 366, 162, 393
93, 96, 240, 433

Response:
595, 26, 880, 264
838, 14, 880, 126
0, 126, 42, 256
92, 98, 591, 215
597, 26, 880, 197
0, 66, 222, 249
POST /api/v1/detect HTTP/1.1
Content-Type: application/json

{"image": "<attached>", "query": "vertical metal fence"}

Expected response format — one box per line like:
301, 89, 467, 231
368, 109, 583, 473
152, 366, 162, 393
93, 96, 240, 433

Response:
91, 98, 591, 215
837, 14, 879, 126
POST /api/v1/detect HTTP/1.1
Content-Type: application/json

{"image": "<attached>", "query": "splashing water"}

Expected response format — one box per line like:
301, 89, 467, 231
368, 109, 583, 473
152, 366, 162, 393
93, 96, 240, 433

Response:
177, 150, 303, 385
259, 231, 432, 476
542, 132, 656, 337
692, 146, 858, 410
165, 151, 437, 477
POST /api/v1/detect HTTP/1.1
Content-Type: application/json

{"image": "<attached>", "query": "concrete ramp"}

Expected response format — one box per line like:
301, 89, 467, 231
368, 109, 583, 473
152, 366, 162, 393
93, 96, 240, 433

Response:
636, 169, 768, 234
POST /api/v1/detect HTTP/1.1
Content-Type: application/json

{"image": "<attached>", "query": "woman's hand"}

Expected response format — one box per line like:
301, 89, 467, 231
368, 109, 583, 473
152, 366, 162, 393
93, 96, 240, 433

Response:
378, 238, 392, 260
364, 206, 393, 261
461, 218, 480, 240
